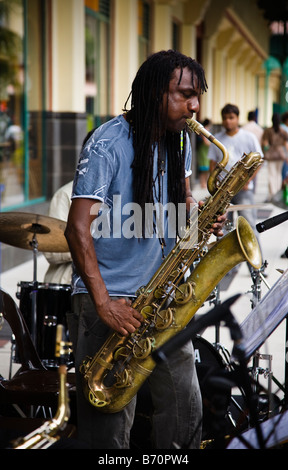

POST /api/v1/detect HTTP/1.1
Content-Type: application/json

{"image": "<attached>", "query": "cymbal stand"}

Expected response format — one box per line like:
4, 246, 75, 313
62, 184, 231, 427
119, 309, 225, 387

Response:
249, 260, 270, 310
208, 284, 221, 345
29, 233, 39, 346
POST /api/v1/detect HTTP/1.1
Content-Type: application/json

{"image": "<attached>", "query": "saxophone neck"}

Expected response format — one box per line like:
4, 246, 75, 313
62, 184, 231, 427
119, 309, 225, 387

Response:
186, 117, 229, 195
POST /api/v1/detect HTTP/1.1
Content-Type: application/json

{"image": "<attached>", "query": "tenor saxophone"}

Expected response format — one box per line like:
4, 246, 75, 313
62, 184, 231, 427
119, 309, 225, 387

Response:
80, 118, 263, 413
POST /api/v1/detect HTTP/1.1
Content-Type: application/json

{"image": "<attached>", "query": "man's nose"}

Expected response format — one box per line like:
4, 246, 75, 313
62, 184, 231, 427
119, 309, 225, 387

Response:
188, 96, 200, 114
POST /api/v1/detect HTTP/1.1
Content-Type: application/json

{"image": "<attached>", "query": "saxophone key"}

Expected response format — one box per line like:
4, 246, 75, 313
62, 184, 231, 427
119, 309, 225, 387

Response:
114, 368, 133, 388
174, 281, 195, 305
88, 389, 108, 408
140, 305, 155, 318
113, 346, 130, 360
155, 307, 175, 330
154, 287, 166, 299
79, 356, 92, 374
132, 337, 154, 359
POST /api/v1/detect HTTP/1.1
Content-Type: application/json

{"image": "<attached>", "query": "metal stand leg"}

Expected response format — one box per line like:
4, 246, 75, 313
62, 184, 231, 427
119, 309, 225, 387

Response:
249, 260, 269, 309
30, 234, 38, 347
284, 316, 288, 407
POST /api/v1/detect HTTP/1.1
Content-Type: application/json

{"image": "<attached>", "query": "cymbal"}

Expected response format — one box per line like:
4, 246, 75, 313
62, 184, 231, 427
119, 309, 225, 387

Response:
0, 212, 69, 252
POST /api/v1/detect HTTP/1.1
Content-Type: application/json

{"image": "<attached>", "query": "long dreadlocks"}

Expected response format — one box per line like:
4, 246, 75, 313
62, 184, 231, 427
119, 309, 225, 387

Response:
123, 50, 207, 238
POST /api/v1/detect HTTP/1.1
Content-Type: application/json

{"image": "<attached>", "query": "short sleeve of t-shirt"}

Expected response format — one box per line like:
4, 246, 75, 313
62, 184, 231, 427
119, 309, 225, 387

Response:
72, 117, 128, 206
70, 116, 194, 297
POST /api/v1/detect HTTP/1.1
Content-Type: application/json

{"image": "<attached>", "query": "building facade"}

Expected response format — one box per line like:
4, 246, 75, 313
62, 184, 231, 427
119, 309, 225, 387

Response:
0, 0, 285, 270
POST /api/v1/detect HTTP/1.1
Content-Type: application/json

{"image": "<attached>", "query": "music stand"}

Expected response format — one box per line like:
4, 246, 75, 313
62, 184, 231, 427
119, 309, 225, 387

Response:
240, 268, 288, 405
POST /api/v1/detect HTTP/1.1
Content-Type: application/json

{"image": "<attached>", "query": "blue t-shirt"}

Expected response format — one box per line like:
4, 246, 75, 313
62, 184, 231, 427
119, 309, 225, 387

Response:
71, 114, 192, 297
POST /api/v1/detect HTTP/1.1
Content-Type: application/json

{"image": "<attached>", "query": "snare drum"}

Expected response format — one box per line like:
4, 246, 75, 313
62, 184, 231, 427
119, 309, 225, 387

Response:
16, 281, 72, 367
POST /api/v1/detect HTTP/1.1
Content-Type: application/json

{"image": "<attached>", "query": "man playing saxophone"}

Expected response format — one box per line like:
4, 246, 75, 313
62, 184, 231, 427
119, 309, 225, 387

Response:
65, 50, 226, 449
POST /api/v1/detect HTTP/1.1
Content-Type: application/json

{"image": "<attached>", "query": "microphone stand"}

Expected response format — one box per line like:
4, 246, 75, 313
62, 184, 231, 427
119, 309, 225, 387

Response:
256, 210, 288, 233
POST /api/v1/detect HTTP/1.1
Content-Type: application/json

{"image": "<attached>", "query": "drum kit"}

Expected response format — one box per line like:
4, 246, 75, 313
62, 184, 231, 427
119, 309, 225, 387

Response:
0, 212, 72, 369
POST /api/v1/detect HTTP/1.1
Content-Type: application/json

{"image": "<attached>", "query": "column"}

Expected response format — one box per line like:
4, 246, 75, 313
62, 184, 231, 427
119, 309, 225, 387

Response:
112, 0, 138, 114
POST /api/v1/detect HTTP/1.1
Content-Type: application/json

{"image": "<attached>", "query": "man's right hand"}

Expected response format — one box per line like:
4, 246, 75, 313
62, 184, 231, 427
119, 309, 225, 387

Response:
97, 297, 143, 336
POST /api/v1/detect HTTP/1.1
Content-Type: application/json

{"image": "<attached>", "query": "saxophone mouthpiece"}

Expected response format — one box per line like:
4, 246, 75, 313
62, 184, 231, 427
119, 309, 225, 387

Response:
186, 117, 215, 143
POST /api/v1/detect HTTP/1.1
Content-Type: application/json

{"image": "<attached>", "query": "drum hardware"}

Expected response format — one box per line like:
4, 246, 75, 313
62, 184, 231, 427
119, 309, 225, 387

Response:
0, 212, 69, 253
246, 260, 271, 412
207, 284, 222, 345
0, 212, 71, 366
250, 352, 275, 416
15, 282, 72, 369
44, 315, 58, 327
247, 260, 270, 310
254, 213, 288, 410
9, 333, 16, 379
241, 269, 288, 408
30, 233, 39, 346
223, 219, 233, 232
43, 315, 58, 367
193, 335, 242, 441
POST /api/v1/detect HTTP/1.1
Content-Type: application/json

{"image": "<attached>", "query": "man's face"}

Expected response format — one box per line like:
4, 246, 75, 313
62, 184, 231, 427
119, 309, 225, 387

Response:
222, 113, 239, 133
163, 67, 201, 133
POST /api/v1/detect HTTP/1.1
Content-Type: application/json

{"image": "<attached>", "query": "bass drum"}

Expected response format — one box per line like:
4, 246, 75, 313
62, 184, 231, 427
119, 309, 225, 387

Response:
16, 281, 72, 368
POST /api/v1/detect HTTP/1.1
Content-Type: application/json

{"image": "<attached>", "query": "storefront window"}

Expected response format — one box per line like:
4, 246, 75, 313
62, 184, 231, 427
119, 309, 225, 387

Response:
0, 0, 45, 210
85, 0, 110, 128
0, 0, 25, 208
26, 0, 45, 201
138, 0, 150, 66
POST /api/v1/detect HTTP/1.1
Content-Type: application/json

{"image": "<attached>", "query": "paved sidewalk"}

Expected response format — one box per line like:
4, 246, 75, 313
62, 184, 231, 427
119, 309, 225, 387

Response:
0, 162, 287, 400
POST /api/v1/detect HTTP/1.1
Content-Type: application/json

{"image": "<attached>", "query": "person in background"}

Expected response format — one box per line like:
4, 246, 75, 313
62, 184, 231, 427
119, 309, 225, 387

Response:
44, 180, 73, 285
196, 118, 212, 188
242, 110, 263, 145
281, 112, 288, 184
242, 111, 264, 194
65, 50, 226, 450
280, 168, 288, 258
208, 103, 263, 274
281, 111, 288, 134
261, 113, 288, 201
279, 113, 288, 258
